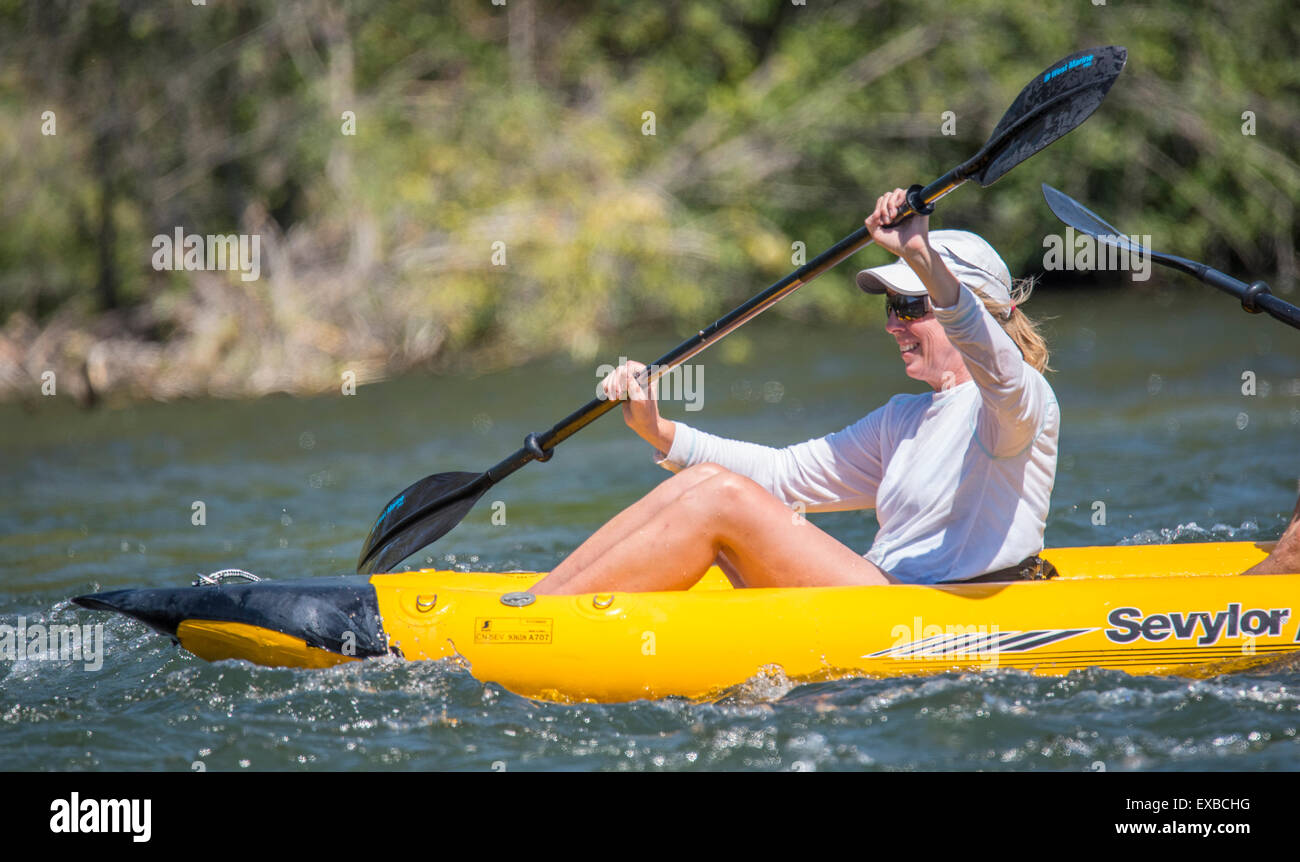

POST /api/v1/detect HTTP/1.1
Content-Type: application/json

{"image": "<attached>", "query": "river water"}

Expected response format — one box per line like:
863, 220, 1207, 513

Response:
3, 282, 1299, 771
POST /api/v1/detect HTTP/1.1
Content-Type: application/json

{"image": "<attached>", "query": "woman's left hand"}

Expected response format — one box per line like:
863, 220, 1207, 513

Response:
866, 188, 930, 261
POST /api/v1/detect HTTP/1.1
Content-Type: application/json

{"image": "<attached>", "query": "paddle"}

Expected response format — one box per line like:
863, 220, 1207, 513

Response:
357, 45, 1130, 575
1042, 184, 1300, 331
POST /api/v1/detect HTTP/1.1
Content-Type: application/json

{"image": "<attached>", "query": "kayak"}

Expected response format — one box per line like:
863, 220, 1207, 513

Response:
73, 541, 1300, 703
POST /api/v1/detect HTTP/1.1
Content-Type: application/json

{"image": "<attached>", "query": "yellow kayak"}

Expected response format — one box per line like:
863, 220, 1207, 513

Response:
74, 541, 1299, 703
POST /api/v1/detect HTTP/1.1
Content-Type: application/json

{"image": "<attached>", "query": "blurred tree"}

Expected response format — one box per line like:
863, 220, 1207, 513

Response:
0, 0, 1295, 401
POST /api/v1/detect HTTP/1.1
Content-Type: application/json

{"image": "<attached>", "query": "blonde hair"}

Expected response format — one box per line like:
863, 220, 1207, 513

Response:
973, 276, 1052, 373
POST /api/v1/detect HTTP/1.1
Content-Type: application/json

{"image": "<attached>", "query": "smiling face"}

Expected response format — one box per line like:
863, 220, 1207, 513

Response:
884, 293, 972, 391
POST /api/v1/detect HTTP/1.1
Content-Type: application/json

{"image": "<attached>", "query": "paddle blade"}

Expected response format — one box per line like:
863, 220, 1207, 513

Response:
356, 471, 486, 574
972, 46, 1127, 187
1041, 183, 1149, 256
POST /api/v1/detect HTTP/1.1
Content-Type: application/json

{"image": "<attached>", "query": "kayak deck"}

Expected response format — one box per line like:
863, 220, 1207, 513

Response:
74, 541, 1299, 703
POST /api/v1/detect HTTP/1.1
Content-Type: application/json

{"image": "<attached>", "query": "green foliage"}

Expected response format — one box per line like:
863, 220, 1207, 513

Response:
0, 0, 1296, 400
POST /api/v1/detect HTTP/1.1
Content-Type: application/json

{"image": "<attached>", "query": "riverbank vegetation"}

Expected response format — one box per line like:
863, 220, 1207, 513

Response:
1, 0, 1295, 404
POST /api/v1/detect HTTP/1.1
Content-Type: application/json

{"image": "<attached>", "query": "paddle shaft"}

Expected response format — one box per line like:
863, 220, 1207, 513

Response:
1153, 252, 1300, 330
477, 169, 972, 488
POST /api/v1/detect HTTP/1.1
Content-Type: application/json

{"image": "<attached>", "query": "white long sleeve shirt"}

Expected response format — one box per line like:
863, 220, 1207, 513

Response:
655, 284, 1059, 584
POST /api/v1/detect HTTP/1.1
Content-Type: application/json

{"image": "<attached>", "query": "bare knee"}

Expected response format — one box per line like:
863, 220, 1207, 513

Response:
679, 469, 772, 518
661, 462, 726, 494
681, 462, 725, 481
710, 469, 768, 500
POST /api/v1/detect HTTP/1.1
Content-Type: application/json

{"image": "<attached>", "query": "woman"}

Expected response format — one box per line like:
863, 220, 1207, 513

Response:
532, 187, 1059, 594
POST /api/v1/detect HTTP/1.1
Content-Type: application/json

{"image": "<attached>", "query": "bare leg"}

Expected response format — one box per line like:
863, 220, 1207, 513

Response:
532, 469, 892, 594
541, 463, 724, 583
1243, 488, 1300, 575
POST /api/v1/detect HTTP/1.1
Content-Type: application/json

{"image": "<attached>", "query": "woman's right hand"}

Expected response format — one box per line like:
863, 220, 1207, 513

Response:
600, 360, 673, 451
865, 187, 931, 262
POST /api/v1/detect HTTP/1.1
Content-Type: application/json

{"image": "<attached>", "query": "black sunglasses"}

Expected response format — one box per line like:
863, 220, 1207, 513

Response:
885, 291, 931, 322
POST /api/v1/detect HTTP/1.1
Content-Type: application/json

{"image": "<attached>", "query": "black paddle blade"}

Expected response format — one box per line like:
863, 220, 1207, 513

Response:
1041, 183, 1148, 255
973, 46, 1127, 187
356, 471, 486, 574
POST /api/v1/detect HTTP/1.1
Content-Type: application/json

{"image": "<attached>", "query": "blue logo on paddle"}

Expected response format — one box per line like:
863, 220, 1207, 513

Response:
1043, 54, 1093, 83
379, 494, 405, 525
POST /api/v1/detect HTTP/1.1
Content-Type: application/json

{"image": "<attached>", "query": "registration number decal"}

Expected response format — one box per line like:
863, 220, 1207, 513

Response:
474, 617, 553, 645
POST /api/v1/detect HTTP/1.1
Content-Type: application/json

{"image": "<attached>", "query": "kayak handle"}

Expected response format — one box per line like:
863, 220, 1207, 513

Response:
193, 569, 263, 587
